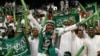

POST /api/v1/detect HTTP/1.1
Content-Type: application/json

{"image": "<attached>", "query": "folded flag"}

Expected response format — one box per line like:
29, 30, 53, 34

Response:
1, 32, 31, 56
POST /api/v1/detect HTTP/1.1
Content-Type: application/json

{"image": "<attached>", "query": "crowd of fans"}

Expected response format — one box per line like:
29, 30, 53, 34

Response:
0, 0, 100, 56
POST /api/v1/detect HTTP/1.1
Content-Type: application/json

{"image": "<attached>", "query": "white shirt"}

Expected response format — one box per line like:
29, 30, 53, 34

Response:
84, 35, 97, 56
59, 31, 72, 56
72, 32, 87, 56
29, 38, 39, 56
93, 35, 100, 53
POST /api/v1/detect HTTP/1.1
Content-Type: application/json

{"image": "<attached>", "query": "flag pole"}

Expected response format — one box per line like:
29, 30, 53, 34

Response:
80, 12, 97, 24
20, 0, 31, 54
12, 2, 16, 27
79, 2, 87, 14
20, 0, 28, 30
76, 46, 84, 56
93, 2, 98, 27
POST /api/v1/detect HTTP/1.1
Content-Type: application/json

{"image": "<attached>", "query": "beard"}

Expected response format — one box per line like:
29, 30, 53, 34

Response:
45, 29, 54, 35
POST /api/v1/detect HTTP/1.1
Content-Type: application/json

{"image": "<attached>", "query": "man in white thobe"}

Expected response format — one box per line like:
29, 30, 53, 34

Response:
71, 29, 87, 56
84, 27, 98, 56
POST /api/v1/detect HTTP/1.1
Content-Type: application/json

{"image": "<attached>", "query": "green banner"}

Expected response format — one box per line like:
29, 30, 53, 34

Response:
1, 32, 30, 56
86, 2, 97, 28
53, 13, 79, 27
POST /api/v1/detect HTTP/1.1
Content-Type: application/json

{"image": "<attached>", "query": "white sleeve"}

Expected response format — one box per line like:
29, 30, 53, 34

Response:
28, 14, 42, 31
58, 24, 77, 36
64, 24, 77, 32
84, 38, 97, 56
29, 21, 34, 28
71, 31, 77, 40
56, 28, 64, 36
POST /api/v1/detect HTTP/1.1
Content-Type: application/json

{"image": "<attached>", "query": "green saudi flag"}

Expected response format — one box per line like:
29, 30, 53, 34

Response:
53, 13, 79, 27
86, 2, 98, 28
1, 32, 31, 56
86, 4, 95, 13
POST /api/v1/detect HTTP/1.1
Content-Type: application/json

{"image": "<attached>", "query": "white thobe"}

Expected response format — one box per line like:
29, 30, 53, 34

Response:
56, 25, 78, 56
92, 35, 100, 53
84, 35, 98, 56
29, 38, 39, 56
59, 31, 72, 56
71, 32, 87, 56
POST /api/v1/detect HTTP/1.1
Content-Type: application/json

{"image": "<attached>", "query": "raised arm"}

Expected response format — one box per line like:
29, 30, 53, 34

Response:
27, 14, 42, 32
57, 24, 78, 36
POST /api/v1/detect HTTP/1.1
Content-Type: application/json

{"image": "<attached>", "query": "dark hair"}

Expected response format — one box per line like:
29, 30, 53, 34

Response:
46, 23, 55, 31
7, 29, 15, 39
75, 28, 83, 35
82, 24, 87, 29
64, 51, 71, 56
32, 28, 38, 32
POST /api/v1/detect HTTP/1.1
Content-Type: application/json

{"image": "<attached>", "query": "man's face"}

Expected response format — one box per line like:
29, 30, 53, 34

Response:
69, 16, 74, 25
63, 21, 70, 26
46, 23, 54, 32
32, 28, 39, 37
88, 29, 95, 37
77, 30, 83, 38
69, 17, 74, 21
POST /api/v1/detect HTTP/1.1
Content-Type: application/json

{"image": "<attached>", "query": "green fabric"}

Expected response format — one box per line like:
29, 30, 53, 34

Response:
53, 13, 79, 27
86, 6, 95, 13
71, 8, 77, 14
49, 48, 57, 56
38, 30, 53, 53
0, 40, 3, 55
86, 2, 98, 28
38, 29, 58, 56
54, 30, 59, 48
1, 32, 31, 56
